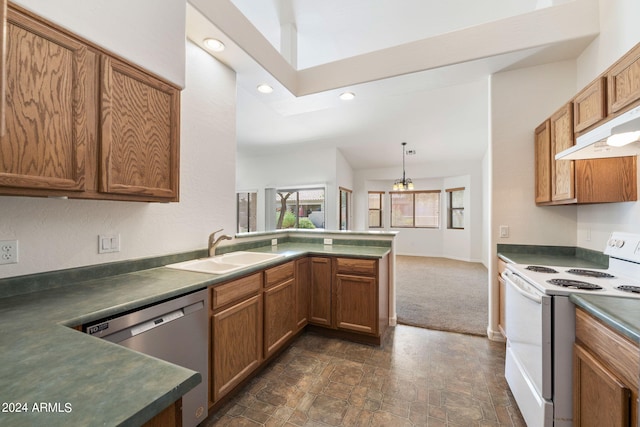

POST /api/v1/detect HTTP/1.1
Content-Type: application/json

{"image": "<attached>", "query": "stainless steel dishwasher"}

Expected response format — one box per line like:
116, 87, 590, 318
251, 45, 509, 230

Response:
84, 289, 208, 427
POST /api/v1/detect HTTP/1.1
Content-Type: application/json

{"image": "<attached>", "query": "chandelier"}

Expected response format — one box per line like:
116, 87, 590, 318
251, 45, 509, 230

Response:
392, 142, 414, 191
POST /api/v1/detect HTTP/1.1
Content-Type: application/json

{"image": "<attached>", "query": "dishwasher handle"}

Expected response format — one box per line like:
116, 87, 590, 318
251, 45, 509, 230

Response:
503, 270, 543, 304
131, 309, 184, 337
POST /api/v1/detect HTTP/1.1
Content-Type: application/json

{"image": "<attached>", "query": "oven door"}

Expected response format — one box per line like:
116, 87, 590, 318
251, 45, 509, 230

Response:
503, 270, 553, 427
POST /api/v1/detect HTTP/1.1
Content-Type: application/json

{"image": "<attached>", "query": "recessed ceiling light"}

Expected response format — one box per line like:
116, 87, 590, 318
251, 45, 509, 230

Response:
203, 38, 225, 52
257, 84, 273, 94
339, 91, 355, 101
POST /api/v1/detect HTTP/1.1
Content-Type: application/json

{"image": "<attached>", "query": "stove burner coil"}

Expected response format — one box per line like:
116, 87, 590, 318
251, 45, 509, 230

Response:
526, 266, 559, 273
547, 279, 603, 290
615, 285, 640, 294
566, 269, 615, 278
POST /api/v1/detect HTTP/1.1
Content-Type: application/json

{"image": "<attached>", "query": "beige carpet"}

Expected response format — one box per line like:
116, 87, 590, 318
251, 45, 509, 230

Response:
396, 255, 488, 336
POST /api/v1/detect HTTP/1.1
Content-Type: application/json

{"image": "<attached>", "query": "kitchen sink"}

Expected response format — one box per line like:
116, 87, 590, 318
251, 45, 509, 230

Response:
165, 251, 284, 274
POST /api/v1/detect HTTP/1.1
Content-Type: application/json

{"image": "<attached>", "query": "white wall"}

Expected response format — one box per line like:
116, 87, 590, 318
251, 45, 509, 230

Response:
237, 146, 341, 230
12, 0, 186, 87
491, 61, 578, 247
0, 41, 236, 279
573, 0, 640, 250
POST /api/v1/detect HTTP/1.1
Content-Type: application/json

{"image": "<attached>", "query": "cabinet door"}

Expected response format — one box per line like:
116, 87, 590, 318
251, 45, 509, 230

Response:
264, 277, 295, 358
534, 120, 551, 204
550, 103, 575, 202
309, 257, 332, 327
575, 157, 637, 203
295, 257, 310, 330
100, 56, 179, 200
574, 77, 606, 133
607, 43, 640, 114
211, 294, 263, 403
335, 273, 377, 335
0, 7, 94, 191
573, 343, 630, 427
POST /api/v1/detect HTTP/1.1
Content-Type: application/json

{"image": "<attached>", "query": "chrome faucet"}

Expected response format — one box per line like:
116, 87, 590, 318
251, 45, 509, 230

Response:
208, 229, 233, 257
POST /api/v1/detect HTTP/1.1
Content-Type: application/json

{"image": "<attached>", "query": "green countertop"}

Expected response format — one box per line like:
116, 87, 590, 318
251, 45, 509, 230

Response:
570, 294, 640, 344
0, 242, 390, 426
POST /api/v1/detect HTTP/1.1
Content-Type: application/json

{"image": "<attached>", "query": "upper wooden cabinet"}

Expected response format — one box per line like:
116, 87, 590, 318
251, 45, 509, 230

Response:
573, 77, 607, 133
0, 4, 180, 202
0, 7, 96, 192
100, 57, 179, 200
550, 103, 575, 202
607, 43, 640, 114
535, 105, 637, 205
534, 120, 552, 204
535, 42, 640, 206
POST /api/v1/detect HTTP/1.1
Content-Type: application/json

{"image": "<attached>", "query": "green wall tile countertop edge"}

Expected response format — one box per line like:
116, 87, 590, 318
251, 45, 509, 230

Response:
0, 241, 391, 427
497, 243, 608, 268
570, 294, 640, 344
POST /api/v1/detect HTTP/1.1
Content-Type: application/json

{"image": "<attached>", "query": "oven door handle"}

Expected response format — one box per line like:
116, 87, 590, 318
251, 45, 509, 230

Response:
504, 271, 543, 304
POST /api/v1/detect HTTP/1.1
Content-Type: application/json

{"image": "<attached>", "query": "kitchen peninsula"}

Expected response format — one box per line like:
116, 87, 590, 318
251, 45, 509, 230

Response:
0, 231, 395, 426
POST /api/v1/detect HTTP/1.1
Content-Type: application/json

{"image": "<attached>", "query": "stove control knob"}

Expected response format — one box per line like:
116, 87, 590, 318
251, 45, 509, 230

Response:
608, 238, 617, 247
615, 239, 625, 248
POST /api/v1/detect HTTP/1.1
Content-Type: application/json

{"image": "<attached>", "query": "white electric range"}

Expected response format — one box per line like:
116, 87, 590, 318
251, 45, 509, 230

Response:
502, 231, 640, 427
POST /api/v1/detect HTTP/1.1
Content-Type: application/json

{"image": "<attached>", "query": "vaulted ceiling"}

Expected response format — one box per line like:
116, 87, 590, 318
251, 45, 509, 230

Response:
186, 0, 599, 170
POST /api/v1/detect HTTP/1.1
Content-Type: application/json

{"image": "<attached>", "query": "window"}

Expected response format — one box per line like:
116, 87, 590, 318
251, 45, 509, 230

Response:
339, 187, 352, 230
237, 192, 257, 233
275, 188, 325, 230
368, 192, 383, 228
447, 187, 465, 229
390, 190, 440, 228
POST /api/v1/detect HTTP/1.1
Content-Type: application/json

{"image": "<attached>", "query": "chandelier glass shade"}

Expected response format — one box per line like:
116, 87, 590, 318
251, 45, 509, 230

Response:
392, 142, 414, 191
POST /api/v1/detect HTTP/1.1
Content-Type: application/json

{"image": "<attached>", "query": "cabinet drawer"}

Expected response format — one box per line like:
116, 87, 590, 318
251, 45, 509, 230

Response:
335, 258, 377, 276
575, 308, 639, 389
211, 273, 262, 310
264, 261, 294, 288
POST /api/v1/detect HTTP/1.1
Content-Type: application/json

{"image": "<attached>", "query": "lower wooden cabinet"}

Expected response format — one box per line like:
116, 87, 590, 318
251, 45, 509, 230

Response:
309, 257, 332, 327
335, 273, 377, 334
142, 399, 181, 427
295, 258, 310, 331
208, 254, 390, 408
573, 343, 630, 427
264, 262, 295, 359
574, 308, 638, 427
210, 292, 263, 404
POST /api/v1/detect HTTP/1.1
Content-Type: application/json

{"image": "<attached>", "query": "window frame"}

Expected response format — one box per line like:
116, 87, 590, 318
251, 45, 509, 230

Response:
236, 191, 257, 233
368, 191, 384, 229
339, 187, 352, 231
390, 190, 441, 229
275, 186, 326, 230
446, 187, 465, 230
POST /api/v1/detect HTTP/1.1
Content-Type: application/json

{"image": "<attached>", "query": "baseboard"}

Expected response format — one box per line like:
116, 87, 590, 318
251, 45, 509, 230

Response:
487, 327, 506, 342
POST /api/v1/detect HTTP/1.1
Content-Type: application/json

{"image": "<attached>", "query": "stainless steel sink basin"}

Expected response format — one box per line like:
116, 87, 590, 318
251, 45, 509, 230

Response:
165, 251, 284, 274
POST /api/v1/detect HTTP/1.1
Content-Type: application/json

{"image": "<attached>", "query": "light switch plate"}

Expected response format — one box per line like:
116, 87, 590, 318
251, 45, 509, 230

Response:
98, 234, 120, 254
499, 226, 509, 238
323, 238, 333, 245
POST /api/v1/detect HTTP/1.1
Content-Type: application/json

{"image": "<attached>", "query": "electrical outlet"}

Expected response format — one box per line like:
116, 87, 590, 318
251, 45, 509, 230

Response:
271, 238, 278, 246
98, 234, 120, 254
323, 238, 333, 245
0, 240, 18, 264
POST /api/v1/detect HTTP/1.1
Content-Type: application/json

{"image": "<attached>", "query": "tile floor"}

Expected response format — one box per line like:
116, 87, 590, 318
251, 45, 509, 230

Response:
202, 325, 526, 426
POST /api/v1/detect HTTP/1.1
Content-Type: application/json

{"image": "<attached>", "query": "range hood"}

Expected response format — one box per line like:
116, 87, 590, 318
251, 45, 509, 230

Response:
555, 105, 640, 160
